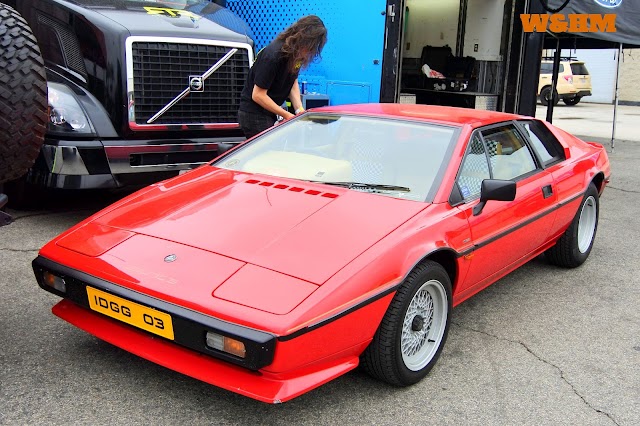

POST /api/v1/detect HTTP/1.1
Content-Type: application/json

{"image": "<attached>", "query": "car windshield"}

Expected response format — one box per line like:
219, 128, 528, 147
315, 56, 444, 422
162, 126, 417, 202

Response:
213, 114, 458, 202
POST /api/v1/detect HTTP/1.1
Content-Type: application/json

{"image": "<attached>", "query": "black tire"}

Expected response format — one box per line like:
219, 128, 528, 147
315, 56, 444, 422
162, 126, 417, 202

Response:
361, 260, 452, 386
563, 96, 581, 106
539, 86, 559, 107
3, 174, 47, 209
0, 3, 47, 184
546, 183, 599, 268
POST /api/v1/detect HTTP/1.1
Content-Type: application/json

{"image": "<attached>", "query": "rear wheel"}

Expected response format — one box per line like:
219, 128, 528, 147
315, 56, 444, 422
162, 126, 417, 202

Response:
563, 96, 581, 106
0, 3, 47, 185
361, 261, 452, 386
540, 86, 559, 107
546, 183, 599, 268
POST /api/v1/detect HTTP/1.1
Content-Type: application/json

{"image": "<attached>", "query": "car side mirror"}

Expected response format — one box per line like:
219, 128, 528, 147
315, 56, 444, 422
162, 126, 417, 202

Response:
472, 179, 517, 216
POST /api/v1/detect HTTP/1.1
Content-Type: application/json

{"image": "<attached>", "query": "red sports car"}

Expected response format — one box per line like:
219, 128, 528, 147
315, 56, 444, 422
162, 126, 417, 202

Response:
33, 104, 610, 403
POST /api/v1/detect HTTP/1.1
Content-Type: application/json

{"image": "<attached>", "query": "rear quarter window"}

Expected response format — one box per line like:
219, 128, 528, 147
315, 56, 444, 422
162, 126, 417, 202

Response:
517, 120, 566, 167
570, 63, 589, 75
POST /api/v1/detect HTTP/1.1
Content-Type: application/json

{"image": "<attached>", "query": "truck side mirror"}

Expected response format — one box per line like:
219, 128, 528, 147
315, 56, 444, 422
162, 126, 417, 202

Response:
472, 179, 516, 216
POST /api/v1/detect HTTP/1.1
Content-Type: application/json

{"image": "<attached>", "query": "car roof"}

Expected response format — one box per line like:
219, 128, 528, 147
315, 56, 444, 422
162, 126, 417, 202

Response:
310, 103, 525, 127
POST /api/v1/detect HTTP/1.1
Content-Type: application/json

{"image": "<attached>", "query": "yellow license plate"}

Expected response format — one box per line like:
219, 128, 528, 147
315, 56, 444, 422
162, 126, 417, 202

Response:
86, 286, 174, 340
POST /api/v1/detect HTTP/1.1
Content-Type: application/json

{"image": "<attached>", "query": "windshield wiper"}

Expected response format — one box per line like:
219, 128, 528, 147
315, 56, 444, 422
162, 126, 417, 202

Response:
308, 181, 411, 193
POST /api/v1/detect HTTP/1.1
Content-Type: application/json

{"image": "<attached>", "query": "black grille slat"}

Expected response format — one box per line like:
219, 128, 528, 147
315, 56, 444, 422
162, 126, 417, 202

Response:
131, 41, 250, 125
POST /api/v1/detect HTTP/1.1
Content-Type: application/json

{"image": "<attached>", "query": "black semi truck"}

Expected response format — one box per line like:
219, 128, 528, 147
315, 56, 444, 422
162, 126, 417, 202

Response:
0, 0, 253, 208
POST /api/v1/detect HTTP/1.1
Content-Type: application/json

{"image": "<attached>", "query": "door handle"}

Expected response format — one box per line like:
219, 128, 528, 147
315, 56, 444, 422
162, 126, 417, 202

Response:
542, 185, 553, 199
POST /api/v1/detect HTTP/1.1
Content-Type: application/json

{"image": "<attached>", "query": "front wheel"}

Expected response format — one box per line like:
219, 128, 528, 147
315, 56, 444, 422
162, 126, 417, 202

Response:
361, 261, 452, 386
563, 96, 581, 106
546, 183, 599, 268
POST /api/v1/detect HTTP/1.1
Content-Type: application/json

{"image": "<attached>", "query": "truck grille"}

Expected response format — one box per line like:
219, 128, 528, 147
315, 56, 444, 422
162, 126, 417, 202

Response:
128, 38, 251, 128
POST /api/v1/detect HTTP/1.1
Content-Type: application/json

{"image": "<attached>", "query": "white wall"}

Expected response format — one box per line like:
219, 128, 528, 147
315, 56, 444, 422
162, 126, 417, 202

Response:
575, 49, 616, 104
620, 49, 640, 103
463, 0, 506, 61
403, 0, 459, 59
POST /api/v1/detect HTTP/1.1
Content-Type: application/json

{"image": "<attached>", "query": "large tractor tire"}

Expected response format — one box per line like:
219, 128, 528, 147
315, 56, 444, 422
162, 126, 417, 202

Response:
0, 3, 47, 185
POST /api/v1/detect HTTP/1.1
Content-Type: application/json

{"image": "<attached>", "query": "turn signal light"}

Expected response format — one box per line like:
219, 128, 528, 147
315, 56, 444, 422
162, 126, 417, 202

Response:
206, 332, 246, 358
43, 271, 67, 293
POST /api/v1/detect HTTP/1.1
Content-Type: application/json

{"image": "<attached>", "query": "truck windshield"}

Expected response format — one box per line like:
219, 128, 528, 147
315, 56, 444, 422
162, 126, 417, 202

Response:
70, 0, 205, 9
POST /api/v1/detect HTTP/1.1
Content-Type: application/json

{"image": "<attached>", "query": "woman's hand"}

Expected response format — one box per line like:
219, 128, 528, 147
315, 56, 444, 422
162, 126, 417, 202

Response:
252, 85, 293, 119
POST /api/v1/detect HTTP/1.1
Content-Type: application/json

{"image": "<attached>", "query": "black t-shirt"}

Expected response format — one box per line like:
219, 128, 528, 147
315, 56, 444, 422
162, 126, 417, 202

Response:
239, 40, 299, 117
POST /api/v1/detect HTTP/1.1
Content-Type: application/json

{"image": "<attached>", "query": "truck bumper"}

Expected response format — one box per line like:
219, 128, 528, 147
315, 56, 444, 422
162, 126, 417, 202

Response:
27, 137, 244, 190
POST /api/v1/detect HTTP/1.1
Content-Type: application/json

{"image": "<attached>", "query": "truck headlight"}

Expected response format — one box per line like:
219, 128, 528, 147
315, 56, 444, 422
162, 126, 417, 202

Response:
47, 82, 94, 134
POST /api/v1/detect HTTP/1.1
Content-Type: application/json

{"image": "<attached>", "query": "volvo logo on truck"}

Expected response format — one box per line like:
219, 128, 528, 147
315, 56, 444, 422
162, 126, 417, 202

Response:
189, 76, 204, 92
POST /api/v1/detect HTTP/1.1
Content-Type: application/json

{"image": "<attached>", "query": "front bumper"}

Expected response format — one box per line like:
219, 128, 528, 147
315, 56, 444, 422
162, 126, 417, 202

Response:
33, 256, 275, 371
52, 299, 359, 403
33, 254, 366, 403
27, 136, 244, 189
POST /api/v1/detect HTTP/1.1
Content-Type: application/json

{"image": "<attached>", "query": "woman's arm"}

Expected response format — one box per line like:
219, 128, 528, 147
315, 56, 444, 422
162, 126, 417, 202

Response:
289, 79, 304, 114
252, 85, 295, 120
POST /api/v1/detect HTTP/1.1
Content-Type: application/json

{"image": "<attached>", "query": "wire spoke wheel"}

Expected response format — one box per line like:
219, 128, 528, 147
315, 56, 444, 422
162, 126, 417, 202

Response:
401, 280, 447, 371
360, 261, 452, 386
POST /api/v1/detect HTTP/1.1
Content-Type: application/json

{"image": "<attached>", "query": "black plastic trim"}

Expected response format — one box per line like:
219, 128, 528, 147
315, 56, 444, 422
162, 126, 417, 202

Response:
32, 256, 276, 370
458, 190, 584, 257
278, 283, 401, 342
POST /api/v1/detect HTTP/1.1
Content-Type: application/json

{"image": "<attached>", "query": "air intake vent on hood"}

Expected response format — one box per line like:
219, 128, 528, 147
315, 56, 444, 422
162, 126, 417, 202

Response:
37, 13, 87, 78
245, 179, 338, 198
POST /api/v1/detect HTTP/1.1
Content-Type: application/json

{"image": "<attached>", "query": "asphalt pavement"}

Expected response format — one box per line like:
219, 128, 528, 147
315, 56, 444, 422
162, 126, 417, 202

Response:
1, 103, 638, 425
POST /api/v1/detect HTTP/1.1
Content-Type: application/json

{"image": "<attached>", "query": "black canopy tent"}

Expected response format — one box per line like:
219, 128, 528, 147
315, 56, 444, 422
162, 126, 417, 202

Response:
541, 0, 640, 150
545, 0, 640, 46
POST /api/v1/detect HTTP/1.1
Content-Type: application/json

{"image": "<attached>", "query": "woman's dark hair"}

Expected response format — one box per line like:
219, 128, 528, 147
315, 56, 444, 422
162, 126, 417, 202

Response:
276, 15, 327, 72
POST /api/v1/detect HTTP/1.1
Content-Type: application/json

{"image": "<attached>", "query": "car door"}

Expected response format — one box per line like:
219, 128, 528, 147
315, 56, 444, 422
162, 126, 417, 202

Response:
515, 119, 572, 240
453, 123, 557, 293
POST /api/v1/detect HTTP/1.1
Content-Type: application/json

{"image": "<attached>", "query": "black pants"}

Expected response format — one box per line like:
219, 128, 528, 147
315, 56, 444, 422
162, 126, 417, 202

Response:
238, 110, 276, 139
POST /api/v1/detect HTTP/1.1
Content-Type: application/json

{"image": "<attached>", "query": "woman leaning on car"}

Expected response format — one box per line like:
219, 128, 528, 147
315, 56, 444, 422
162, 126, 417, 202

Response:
237, 15, 327, 138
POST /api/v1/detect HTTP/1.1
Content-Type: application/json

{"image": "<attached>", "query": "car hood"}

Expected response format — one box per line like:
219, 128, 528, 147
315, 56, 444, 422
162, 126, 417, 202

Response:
93, 168, 428, 285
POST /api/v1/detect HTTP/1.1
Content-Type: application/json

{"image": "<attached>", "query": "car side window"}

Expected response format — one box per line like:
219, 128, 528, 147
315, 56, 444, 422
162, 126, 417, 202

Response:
481, 125, 537, 181
540, 63, 564, 74
517, 120, 566, 167
457, 133, 490, 200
